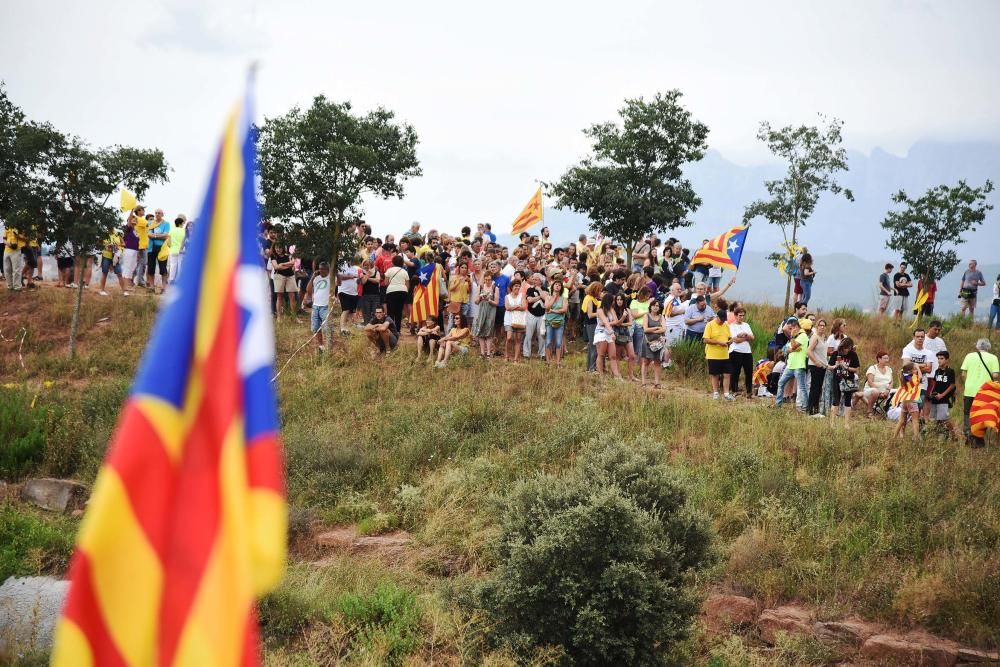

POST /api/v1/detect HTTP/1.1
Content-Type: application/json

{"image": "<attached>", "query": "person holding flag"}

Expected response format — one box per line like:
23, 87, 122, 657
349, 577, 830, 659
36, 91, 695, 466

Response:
52, 79, 286, 666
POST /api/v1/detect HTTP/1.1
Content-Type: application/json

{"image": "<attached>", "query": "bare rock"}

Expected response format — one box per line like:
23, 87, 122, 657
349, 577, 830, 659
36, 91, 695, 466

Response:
814, 619, 880, 652
861, 632, 960, 667
701, 593, 758, 633
758, 605, 814, 645
20, 478, 88, 513
957, 647, 1000, 663
0, 576, 69, 655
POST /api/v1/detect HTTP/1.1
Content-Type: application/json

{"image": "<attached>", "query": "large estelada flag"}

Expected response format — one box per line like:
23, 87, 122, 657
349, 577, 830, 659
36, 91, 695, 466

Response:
511, 186, 543, 234
970, 380, 1000, 438
689, 225, 749, 270
412, 261, 442, 323
52, 82, 286, 666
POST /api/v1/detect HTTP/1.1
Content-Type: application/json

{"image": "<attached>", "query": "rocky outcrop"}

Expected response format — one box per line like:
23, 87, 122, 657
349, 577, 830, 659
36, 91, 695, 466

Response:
757, 604, 814, 644
313, 527, 412, 564
860, 632, 961, 666
0, 576, 69, 655
19, 478, 88, 513
701, 593, 758, 632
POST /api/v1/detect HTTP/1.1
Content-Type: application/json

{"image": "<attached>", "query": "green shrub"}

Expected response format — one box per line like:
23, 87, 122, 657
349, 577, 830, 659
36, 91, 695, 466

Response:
0, 503, 76, 581
0, 390, 51, 481
670, 337, 707, 377
474, 438, 715, 666
336, 582, 422, 665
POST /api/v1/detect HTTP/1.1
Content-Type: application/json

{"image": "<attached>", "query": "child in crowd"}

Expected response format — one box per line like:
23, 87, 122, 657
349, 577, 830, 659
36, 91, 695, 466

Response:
415, 317, 442, 363
929, 351, 957, 439
893, 362, 922, 439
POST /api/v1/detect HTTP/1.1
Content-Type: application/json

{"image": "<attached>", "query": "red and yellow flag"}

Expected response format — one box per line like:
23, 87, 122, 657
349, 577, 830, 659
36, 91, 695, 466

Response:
52, 80, 286, 666
892, 371, 922, 406
689, 225, 749, 271
970, 380, 1000, 438
412, 262, 442, 323
511, 186, 543, 234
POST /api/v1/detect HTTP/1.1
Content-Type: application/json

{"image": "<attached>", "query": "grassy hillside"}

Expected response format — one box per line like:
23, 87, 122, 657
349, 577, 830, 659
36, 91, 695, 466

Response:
1, 287, 998, 664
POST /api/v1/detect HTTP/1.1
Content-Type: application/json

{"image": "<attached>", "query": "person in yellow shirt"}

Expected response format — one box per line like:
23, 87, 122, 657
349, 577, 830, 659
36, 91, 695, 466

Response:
703, 306, 734, 400
98, 231, 129, 296
4, 227, 25, 290
133, 205, 148, 287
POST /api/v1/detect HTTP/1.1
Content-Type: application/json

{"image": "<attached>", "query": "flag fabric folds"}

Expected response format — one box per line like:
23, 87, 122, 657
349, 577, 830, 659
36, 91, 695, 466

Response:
511, 186, 543, 234
752, 359, 773, 387
52, 83, 286, 667
411, 261, 442, 323
892, 372, 921, 407
970, 380, 1000, 438
120, 188, 138, 213
689, 225, 749, 271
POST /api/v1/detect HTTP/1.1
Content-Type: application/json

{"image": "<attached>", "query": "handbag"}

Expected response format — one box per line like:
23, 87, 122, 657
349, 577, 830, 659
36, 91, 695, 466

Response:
511, 309, 527, 330
839, 377, 859, 392
447, 301, 462, 315
614, 326, 630, 346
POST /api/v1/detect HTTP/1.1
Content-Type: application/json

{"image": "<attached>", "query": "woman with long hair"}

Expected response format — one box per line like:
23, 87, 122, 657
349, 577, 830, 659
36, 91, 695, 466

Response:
799, 253, 815, 304
611, 292, 637, 380
594, 292, 622, 378
581, 282, 602, 373
806, 318, 828, 415
824, 318, 847, 414
640, 299, 665, 388
829, 337, 861, 429
435, 313, 471, 368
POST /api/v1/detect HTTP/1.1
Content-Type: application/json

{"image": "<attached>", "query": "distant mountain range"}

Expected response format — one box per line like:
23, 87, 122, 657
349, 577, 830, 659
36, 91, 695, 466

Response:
495, 140, 999, 316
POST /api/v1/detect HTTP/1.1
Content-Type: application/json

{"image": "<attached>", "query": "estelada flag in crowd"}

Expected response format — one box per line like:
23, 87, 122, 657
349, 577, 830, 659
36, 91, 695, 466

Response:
752, 359, 773, 387
412, 261, 442, 322
970, 380, 1000, 438
689, 225, 749, 271
511, 186, 543, 234
892, 370, 922, 406
52, 81, 286, 667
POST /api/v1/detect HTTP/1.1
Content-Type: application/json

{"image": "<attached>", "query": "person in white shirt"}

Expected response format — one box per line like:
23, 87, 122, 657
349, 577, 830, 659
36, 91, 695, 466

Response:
990, 275, 1000, 336
305, 262, 331, 352
923, 319, 947, 355
728, 307, 755, 398
901, 328, 938, 411
661, 283, 687, 369
863, 351, 894, 415
336, 261, 361, 337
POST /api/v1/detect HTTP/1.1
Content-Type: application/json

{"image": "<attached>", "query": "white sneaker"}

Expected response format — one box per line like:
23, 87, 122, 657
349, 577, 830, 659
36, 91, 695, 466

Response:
723, 393, 735, 401
67, 282, 78, 288
712, 392, 720, 400
123, 292, 130, 297
99, 290, 109, 296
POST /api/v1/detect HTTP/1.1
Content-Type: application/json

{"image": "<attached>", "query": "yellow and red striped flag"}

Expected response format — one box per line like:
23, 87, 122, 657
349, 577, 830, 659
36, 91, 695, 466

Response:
689, 225, 749, 270
892, 371, 922, 406
52, 79, 286, 666
970, 380, 1000, 438
511, 186, 543, 234
412, 261, 442, 323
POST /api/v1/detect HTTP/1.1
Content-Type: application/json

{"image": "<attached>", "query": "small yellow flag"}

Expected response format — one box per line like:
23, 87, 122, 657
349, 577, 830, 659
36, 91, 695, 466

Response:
120, 189, 138, 213
511, 187, 543, 235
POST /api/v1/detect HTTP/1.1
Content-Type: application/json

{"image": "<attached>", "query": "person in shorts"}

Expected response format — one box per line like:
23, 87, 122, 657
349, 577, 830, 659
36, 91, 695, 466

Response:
958, 259, 987, 319
269, 243, 298, 316
305, 262, 331, 352
98, 232, 129, 296
415, 317, 443, 362
892, 262, 912, 323
877, 263, 894, 317
703, 306, 734, 400
894, 363, 922, 439
929, 351, 957, 439
336, 259, 361, 336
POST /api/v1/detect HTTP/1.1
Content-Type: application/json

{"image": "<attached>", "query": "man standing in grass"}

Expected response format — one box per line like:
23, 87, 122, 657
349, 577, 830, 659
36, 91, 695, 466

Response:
958, 259, 986, 320
960, 338, 999, 446
893, 261, 913, 323
704, 306, 734, 401
306, 262, 331, 353
877, 263, 894, 317
774, 317, 809, 412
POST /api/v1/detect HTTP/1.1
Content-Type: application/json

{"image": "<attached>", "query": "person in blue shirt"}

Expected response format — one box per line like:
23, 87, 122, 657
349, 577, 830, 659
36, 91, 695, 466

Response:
491, 261, 510, 355
145, 210, 172, 292
684, 295, 715, 342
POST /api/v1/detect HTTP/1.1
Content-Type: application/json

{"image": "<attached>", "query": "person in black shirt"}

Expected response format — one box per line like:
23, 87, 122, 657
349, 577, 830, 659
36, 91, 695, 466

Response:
828, 337, 861, 429
929, 350, 958, 439
892, 261, 912, 323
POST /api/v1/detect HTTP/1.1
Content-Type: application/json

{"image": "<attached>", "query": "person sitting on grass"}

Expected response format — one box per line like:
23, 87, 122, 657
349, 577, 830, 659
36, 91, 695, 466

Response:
893, 362, 922, 439
929, 350, 958, 439
364, 305, 398, 356
415, 317, 442, 363
435, 314, 471, 368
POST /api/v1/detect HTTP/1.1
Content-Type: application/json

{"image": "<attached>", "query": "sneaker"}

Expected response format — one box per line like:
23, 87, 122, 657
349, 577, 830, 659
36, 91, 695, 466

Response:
661, 361, 669, 369
123, 292, 130, 297
99, 290, 109, 296
318, 345, 325, 353
434, 361, 445, 368
712, 392, 720, 400
665, 361, 673, 368
723, 393, 735, 401
67, 282, 78, 288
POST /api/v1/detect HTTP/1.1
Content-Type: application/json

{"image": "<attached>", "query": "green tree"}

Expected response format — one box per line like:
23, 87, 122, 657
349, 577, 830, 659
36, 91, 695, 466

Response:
256, 96, 421, 276
742, 116, 854, 310
48, 140, 168, 358
550, 91, 709, 267
882, 180, 995, 283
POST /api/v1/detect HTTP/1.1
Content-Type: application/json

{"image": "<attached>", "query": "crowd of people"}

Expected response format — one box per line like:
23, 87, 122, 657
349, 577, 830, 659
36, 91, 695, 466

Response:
1, 207, 193, 294
254, 221, 999, 444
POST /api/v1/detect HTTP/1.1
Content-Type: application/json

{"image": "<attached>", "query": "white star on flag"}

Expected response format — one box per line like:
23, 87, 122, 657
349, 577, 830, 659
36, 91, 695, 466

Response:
728, 239, 740, 253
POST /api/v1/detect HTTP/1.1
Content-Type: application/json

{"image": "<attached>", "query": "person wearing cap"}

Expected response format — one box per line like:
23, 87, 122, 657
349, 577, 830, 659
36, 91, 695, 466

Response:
774, 317, 809, 411
683, 294, 714, 342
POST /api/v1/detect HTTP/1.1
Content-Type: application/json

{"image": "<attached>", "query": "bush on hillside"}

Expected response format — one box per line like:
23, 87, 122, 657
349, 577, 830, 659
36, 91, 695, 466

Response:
473, 439, 715, 666
0, 389, 48, 481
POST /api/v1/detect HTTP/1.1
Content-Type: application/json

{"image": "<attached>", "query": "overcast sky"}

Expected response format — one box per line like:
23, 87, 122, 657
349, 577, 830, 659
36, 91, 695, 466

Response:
2, 0, 999, 239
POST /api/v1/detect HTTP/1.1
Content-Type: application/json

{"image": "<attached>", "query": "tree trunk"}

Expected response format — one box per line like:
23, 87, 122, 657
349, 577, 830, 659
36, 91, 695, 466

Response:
782, 222, 799, 312
69, 255, 85, 359
625, 238, 634, 272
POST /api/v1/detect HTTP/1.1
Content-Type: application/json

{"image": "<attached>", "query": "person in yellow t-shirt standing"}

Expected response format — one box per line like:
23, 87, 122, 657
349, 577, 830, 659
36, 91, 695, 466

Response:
133, 205, 148, 287
704, 306, 734, 401
4, 226, 25, 290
